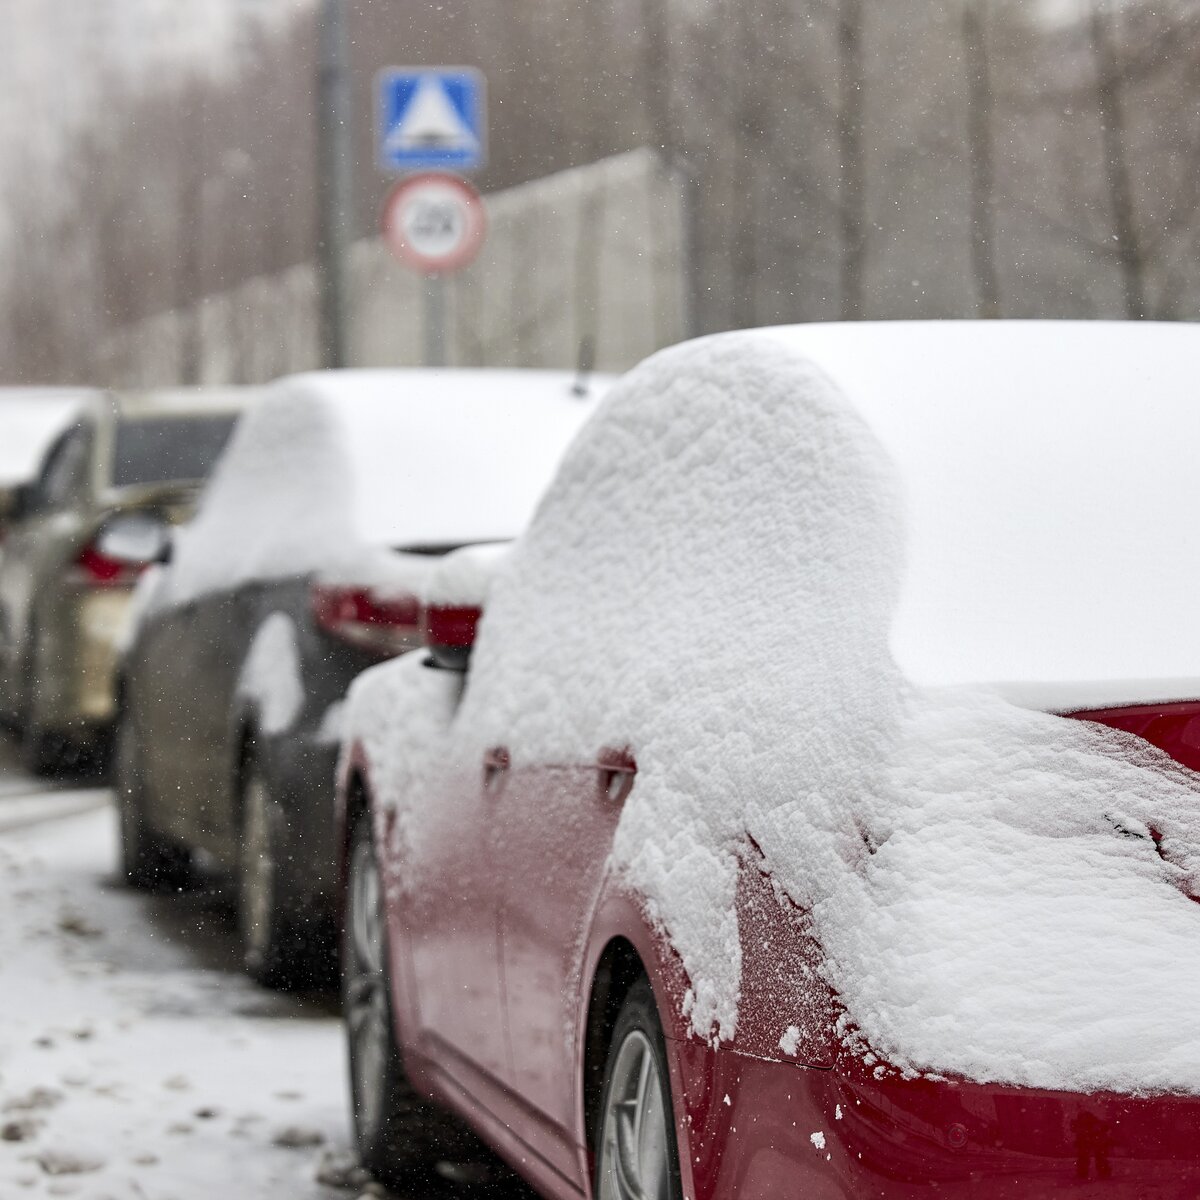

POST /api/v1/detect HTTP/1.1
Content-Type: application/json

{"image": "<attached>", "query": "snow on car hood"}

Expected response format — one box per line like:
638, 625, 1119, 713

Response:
447, 328, 1200, 1096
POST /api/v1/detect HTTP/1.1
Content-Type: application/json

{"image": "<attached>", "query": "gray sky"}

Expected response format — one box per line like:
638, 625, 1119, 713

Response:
0, 0, 309, 195
0, 0, 311, 253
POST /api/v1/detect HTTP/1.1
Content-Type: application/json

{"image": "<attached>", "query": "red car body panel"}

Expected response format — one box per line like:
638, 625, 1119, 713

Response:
337, 694, 1200, 1200
673, 1044, 1200, 1199
1068, 699, 1200, 772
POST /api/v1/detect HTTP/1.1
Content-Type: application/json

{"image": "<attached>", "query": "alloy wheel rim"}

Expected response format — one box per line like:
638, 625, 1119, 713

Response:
346, 836, 388, 1139
597, 1029, 671, 1200
239, 771, 274, 965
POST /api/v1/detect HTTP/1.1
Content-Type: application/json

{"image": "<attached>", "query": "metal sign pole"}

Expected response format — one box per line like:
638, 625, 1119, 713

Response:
424, 275, 447, 368
317, 0, 354, 369
381, 174, 486, 361
377, 70, 487, 365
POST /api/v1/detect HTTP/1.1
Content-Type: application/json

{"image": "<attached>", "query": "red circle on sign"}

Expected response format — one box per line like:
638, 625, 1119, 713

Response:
381, 172, 487, 275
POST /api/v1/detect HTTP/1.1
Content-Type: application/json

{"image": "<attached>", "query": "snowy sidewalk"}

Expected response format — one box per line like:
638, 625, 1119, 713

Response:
0, 792, 359, 1200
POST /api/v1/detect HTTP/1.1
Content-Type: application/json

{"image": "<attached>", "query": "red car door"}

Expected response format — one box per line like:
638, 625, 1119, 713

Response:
402, 756, 510, 1092
489, 746, 635, 1178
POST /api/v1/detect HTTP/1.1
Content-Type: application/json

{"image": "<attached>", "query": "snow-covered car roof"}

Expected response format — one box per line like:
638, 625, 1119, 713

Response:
766, 320, 1200, 710
162, 368, 607, 606
0, 388, 99, 488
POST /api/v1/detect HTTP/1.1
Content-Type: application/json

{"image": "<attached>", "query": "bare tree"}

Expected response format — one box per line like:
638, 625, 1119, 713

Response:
963, 0, 1002, 317
835, 0, 868, 320
1089, 0, 1147, 317
8, 0, 1200, 386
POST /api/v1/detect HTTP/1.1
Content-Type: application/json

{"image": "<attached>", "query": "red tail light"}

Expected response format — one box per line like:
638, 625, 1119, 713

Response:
311, 584, 422, 658
422, 604, 481, 671
1069, 701, 1200, 772
423, 604, 480, 650
68, 543, 147, 588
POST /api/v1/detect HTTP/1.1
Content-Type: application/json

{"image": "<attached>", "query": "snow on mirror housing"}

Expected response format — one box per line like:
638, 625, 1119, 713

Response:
94, 512, 172, 567
422, 603, 481, 672
419, 541, 508, 670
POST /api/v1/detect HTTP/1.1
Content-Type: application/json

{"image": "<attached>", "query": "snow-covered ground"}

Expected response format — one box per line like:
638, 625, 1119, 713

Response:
0, 734, 369, 1200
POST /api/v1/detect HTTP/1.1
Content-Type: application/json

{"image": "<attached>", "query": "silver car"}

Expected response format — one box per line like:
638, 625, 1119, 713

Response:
0, 388, 255, 773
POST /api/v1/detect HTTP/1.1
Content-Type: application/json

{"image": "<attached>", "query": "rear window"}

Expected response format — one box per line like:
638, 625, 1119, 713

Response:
112, 415, 237, 487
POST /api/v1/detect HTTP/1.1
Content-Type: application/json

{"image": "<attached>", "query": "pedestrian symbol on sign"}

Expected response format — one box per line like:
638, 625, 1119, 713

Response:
377, 68, 487, 173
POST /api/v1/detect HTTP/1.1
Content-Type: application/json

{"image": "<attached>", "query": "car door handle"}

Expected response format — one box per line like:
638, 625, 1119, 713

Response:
596, 748, 637, 804
483, 746, 510, 793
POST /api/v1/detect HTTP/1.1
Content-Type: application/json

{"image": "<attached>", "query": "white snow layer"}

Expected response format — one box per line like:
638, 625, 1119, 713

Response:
0, 394, 87, 487
423, 542, 511, 607
161, 370, 602, 609
237, 614, 305, 736
428, 328, 1200, 1097
768, 320, 1200, 709
0, 799, 348, 1200
343, 651, 465, 875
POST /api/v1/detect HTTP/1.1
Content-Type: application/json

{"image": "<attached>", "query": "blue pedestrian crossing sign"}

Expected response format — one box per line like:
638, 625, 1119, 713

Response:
377, 67, 487, 173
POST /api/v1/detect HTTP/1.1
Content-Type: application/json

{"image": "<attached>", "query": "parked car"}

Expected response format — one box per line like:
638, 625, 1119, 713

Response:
336, 322, 1200, 1198
114, 368, 607, 989
0, 388, 254, 773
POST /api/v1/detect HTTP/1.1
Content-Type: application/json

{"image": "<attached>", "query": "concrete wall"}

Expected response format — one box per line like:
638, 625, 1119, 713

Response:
98, 148, 687, 386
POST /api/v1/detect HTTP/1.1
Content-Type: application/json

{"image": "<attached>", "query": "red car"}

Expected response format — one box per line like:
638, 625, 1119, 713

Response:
336, 322, 1200, 1199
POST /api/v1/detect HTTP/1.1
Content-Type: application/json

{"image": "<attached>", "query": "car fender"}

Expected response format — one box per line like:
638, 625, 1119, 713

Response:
334, 735, 374, 905
573, 872, 698, 1193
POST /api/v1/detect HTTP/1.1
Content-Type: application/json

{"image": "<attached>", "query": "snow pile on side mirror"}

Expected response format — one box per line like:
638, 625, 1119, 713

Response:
423, 542, 511, 609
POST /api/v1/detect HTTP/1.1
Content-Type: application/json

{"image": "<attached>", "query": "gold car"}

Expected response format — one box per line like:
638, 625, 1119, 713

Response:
0, 388, 255, 773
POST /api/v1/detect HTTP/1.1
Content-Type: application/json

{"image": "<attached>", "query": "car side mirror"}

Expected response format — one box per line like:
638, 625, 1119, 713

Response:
96, 512, 172, 567
423, 603, 481, 672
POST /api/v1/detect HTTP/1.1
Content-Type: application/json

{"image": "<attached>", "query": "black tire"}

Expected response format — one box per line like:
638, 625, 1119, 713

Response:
114, 712, 191, 891
237, 742, 333, 990
20, 622, 72, 777
22, 720, 71, 777
594, 978, 684, 1200
342, 809, 477, 1186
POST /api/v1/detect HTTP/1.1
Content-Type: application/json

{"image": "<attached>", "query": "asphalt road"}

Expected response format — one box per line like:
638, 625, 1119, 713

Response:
0, 729, 331, 992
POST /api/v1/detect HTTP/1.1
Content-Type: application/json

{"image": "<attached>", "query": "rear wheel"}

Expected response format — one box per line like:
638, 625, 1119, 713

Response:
238, 744, 334, 990
595, 978, 683, 1200
22, 721, 72, 777
240, 750, 296, 987
343, 809, 476, 1185
114, 712, 191, 891
20, 623, 77, 777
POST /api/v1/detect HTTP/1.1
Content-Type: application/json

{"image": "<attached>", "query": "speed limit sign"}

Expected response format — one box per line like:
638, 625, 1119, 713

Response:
381, 172, 487, 275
